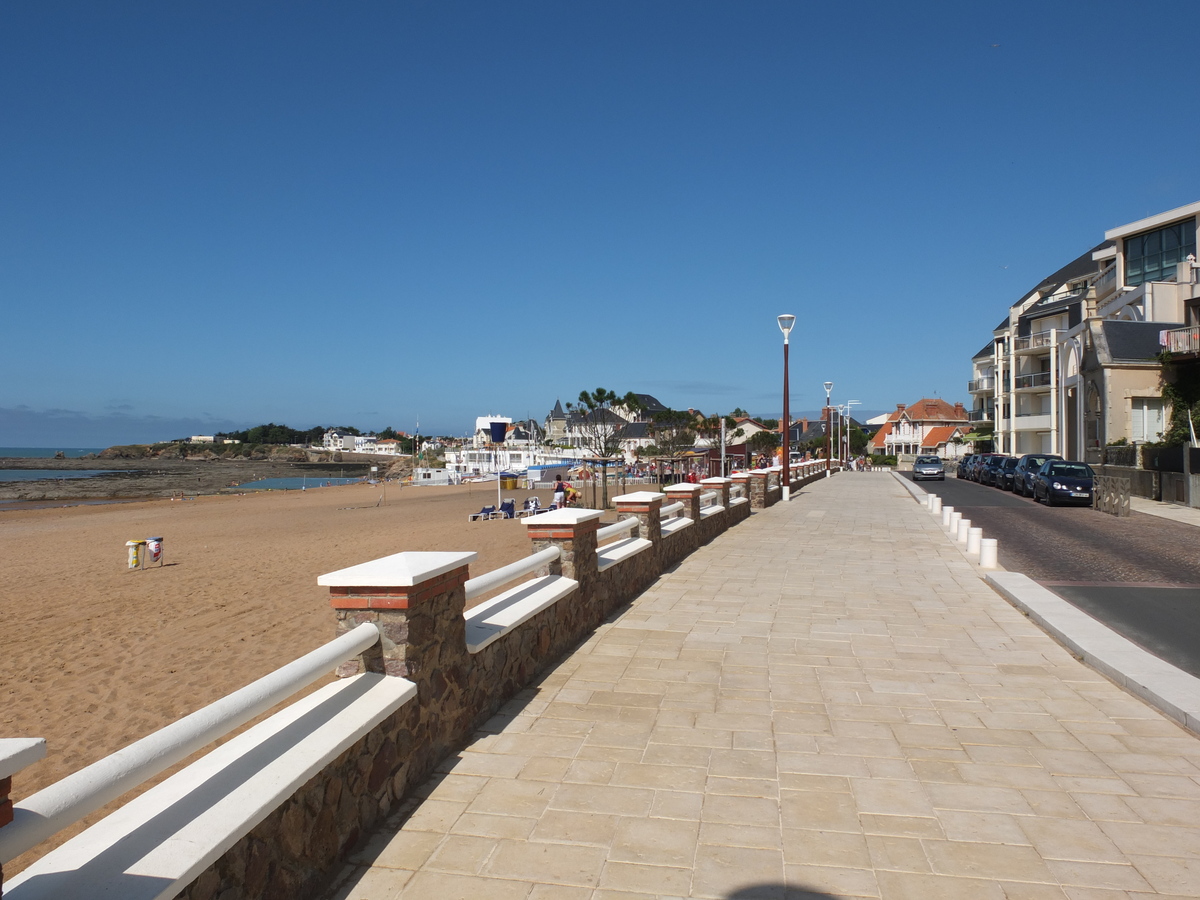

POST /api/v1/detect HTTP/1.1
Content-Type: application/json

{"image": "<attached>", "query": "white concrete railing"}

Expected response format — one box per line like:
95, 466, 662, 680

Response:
596, 517, 638, 544
699, 490, 719, 508
463, 546, 561, 602
0, 622, 382, 865
730, 484, 746, 501
660, 501, 685, 519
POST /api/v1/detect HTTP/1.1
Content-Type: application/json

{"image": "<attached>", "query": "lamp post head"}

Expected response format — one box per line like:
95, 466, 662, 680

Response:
777, 314, 796, 342
823, 381, 833, 400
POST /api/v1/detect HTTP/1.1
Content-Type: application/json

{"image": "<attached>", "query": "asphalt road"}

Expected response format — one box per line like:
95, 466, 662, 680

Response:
905, 472, 1200, 679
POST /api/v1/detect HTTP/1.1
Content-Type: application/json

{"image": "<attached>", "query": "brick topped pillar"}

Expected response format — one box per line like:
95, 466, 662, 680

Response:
320, 551, 476, 680
0, 737, 47, 892
663, 483, 702, 520
613, 491, 665, 555
699, 476, 731, 509
730, 472, 752, 505
746, 471, 769, 507
526, 508, 603, 627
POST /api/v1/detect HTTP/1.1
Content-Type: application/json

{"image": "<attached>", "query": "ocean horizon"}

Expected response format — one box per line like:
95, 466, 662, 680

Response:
0, 447, 105, 459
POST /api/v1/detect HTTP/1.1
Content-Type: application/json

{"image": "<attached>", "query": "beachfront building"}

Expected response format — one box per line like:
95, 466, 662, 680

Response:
970, 200, 1200, 462
444, 415, 567, 479
869, 399, 970, 460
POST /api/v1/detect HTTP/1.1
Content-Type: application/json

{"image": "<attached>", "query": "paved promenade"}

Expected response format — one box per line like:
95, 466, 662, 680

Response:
329, 473, 1200, 899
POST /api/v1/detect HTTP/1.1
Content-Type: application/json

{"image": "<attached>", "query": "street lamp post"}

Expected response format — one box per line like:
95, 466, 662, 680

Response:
823, 381, 833, 478
778, 314, 796, 501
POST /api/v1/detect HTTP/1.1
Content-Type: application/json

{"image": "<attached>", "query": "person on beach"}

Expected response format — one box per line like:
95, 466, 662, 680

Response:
553, 478, 567, 508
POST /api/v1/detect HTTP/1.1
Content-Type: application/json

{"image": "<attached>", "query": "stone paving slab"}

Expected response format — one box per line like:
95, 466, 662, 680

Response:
327, 472, 1200, 899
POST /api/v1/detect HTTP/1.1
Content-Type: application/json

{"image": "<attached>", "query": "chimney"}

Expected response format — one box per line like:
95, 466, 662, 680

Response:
800, 417, 809, 433
897, 403, 906, 411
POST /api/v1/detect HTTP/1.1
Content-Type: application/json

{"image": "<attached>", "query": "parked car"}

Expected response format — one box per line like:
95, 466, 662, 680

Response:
956, 454, 975, 479
979, 455, 1010, 486
1031, 460, 1095, 506
995, 456, 1021, 490
969, 453, 1005, 482
1012, 453, 1063, 497
912, 455, 945, 481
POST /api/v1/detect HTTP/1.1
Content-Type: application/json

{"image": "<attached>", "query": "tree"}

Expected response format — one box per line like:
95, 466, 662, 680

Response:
747, 430, 780, 457
566, 388, 642, 458
698, 414, 744, 448
647, 409, 698, 458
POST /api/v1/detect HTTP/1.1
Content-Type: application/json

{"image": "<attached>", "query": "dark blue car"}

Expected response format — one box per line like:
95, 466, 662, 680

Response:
1031, 460, 1095, 506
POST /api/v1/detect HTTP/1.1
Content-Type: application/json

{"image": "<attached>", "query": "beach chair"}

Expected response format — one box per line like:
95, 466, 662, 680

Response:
498, 499, 516, 519
517, 497, 540, 518
468, 505, 496, 522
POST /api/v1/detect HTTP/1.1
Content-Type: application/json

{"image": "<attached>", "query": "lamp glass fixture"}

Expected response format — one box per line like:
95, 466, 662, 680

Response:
777, 314, 796, 338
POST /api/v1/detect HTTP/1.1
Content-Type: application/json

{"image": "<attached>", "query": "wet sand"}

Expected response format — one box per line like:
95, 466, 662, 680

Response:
0, 479, 574, 874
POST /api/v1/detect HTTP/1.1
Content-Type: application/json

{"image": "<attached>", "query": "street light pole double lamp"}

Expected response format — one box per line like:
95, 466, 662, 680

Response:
823, 381, 833, 478
778, 315, 796, 501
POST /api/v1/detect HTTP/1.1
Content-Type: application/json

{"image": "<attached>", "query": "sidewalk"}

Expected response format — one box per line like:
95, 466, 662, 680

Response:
1130, 495, 1200, 528
329, 473, 1200, 899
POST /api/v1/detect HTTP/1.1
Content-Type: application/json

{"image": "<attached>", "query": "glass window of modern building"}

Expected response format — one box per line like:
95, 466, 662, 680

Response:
1124, 218, 1196, 286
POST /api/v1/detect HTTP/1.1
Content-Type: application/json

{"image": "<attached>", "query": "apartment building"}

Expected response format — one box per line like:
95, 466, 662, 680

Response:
969, 200, 1200, 462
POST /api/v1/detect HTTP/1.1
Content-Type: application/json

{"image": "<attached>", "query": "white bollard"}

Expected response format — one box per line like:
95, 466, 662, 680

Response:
927, 493, 937, 510
957, 518, 971, 543
941, 505, 954, 528
979, 538, 998, 569
967, 527, 982, 555
948, 511, 962, 534
931, 496, 942, 514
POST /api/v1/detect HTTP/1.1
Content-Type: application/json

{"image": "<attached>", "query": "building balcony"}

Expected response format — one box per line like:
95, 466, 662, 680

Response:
1092, 261, 1117, 304
1161, 325, 1200, 358
968, 408, 993, 423
1013, 371, 1052, 390
1013, 331, 1055, 353
968, 377, 995, 393
1012, 412, 1052, 431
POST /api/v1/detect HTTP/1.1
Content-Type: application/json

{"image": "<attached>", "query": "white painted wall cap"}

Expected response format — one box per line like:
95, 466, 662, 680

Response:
0, 737, 47, 780
612, 491, 666, 503
663, 483, 702, 493
317, 551, 478, 587
524, 508, 603, 526
699, 477, 730, 484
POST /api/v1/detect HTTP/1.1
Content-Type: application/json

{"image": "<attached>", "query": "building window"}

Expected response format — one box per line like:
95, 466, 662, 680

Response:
1124, 218, 1196, 286
1130, 398, 1165, 443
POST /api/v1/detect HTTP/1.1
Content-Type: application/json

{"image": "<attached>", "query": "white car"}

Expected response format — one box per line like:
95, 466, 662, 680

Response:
912, 455, 945, 481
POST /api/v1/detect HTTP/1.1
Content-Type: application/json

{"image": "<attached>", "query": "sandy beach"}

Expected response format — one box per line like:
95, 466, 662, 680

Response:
0, 478, 586, 874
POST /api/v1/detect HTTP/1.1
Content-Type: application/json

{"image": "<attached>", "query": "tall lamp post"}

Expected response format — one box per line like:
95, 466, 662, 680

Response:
778, 314, 796, 501
823, 381, 834, 478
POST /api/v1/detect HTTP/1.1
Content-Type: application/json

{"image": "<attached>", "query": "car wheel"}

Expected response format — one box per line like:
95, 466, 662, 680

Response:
1046, 493, 1056, 507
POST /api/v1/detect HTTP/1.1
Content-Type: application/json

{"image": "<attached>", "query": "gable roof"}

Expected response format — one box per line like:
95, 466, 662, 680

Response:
1011, 243, 1105, 311
869, 421, 894, 450
921, 425, 964, 449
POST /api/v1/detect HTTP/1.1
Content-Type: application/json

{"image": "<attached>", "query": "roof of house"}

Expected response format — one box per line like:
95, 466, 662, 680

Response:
921, 425, 963, 448
1101, 320, 1181, 363
1011, 243, 1104, 310
972, 340, 996, 361
619, 421, 652, 439
630, 393, 668, 413
886, 399, 969, 424
547, 399, 566, 420
868, 421, 894, 450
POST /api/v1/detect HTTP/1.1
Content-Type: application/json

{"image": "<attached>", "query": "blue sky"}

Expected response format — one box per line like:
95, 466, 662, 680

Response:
3, 1, 1198, 446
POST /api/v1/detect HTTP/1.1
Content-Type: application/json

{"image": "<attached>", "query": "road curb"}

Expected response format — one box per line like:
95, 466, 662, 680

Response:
987, 571, 1200, 734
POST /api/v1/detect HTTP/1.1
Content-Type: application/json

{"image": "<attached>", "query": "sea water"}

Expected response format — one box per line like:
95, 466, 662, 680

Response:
230, 476, 365, 491
0, 448, 106, 458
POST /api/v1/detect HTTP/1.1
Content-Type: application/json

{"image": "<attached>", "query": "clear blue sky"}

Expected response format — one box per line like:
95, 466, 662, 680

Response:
3, 1, 1198, 446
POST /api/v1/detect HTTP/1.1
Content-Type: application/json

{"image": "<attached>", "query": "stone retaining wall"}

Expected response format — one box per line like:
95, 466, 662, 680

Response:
6, 474, 831, 900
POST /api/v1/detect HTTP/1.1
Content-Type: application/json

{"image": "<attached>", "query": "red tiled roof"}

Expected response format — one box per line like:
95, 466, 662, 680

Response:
869, 421, 893, 450
921, 425, 963, 449
903, 398, 968, 423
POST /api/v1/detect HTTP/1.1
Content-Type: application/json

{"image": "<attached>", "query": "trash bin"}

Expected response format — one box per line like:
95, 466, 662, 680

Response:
126, 540, 147, 570
146, 537, 164, 566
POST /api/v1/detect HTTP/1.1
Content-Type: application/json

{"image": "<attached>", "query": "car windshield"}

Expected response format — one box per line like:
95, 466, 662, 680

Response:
1049, 463, 1093, 478
916, 456, 940, 464
1003, 458, 1019, 469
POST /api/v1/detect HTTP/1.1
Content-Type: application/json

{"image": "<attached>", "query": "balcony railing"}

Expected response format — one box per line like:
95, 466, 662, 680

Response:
967, 377, 995, 393
1161, 325, 1200, 355
1093, 261, 1117, 300
1013, 330, 1055, 353
1013, 371, 1052, 389
968, 408, 993, 422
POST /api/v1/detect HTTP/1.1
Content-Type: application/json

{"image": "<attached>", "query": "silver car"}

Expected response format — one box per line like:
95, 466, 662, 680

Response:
912, 455, 945, 481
